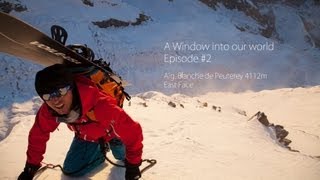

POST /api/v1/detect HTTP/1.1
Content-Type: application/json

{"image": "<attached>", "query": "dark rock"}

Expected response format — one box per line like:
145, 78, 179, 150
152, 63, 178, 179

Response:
212, 105, 222, 112
82, 0, 93, 7
168, 101, 176, 108
279, 138, 291, 146
199, 0, 278, 39
257, 112, 270, 126
92, 13, 151, 29
131, 14, 151, 26
212, 105, 217, 110
93, 18, 130, 28
139, 102, 148, 107
0, 1, 27, 13
274, 125, 289, 140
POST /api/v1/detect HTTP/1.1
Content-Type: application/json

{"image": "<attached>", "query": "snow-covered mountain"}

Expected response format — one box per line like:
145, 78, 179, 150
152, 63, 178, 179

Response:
1, 0, 319, 96
0, 0, 319, 179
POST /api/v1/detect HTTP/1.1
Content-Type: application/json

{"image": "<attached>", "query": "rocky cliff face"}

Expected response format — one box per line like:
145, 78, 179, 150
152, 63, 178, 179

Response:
199, 0, 320, 48
0, 0, 26, 13
2, 0, 319, 48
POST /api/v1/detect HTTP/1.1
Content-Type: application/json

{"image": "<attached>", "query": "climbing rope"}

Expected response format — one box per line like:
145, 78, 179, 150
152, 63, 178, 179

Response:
140, 159, 157, 174
103, 153, 157, 173
34, 154, 156, 178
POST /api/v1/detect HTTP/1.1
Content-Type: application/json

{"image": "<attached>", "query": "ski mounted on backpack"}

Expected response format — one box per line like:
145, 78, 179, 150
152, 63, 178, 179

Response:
0, 11, 130, 103
0, 12, 122, 85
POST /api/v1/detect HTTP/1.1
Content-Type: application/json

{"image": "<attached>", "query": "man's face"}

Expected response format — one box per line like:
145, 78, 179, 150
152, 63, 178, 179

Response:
45, 90, 73, 115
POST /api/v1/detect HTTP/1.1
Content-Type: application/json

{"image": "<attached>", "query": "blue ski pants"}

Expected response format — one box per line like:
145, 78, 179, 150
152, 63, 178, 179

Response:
62, 137, 126, 176
63, 138, 105, 176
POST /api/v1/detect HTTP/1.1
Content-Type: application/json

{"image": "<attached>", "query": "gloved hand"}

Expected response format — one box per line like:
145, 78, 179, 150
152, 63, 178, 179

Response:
125, 160, 141, 180
18, 163, 41, 180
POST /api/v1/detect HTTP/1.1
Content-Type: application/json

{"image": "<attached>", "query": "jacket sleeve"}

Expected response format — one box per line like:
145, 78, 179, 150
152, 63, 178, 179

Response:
26, 105, 60, 166
95, 96, 143, 165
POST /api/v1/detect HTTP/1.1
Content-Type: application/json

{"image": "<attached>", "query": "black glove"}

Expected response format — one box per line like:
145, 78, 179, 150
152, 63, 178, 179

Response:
125, 160, 141, 180
18, 163, 41, 180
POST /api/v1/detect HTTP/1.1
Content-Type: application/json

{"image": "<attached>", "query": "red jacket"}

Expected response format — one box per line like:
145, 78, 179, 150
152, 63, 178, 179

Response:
26, 76, 143, 166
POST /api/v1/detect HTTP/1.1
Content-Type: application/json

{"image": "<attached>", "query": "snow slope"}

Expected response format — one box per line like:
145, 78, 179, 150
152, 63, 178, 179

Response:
0, 88, 320, 180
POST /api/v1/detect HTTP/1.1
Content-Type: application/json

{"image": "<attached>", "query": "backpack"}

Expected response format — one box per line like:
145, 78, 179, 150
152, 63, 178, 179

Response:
65, 44, 131, 108
50, 25, 130, 109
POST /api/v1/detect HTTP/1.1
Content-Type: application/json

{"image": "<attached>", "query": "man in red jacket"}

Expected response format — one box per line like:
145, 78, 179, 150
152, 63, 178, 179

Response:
18, 64, 143, 180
